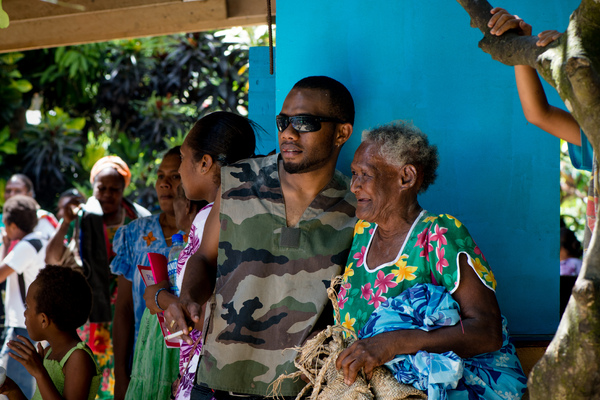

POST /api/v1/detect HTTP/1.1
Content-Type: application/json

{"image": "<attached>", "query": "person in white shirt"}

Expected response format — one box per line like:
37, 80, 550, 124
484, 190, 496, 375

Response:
1, 174, 59, 240
0, 195, 48, 399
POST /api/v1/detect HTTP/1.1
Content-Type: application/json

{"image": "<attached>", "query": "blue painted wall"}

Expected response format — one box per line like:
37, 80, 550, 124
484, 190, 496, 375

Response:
266, 0, 582, 335
249, 47, 278, 155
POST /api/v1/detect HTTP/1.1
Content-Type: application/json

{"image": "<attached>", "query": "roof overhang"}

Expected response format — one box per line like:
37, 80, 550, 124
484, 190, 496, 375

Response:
0, 0, 275, 53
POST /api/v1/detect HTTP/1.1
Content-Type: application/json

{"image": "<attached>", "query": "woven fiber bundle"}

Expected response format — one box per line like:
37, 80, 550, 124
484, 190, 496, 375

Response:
369, 366, 427, 399
270, 276, 427, 400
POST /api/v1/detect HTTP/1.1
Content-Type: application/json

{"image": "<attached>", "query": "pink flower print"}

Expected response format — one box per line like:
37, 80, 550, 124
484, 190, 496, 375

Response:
361, 282, 373, 300
374, 270, 397, 294
338, 295, 348, 309
474, 245, 487, 262
369, 228, 375, 235
416, 228, 433, 261
338, 282, 351, 298
353, 246, 367, 267
367, 288, 386, 309
435, 244, 449, 274
429, 224, 448, 246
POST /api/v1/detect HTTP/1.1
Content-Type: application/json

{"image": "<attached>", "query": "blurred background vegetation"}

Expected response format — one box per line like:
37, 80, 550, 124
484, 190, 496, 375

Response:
560, 141, 589, 241
0, 26, 271, 213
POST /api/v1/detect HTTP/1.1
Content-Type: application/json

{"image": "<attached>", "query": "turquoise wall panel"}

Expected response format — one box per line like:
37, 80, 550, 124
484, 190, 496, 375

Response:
274, 0, 580, 334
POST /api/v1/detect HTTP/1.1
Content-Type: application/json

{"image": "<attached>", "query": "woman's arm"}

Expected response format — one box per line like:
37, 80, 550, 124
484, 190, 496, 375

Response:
143, 280, 177, 315
45, 220, 69, 264
336, 254, 503, 385
164, 190, 221, 345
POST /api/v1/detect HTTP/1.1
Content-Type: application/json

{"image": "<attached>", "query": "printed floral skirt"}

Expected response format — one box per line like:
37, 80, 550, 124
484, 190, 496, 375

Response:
78, 276, 117, 399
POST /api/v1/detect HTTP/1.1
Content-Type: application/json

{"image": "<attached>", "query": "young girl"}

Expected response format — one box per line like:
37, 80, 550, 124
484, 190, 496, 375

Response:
0, 266, 101, 400
148, 111, 258, 400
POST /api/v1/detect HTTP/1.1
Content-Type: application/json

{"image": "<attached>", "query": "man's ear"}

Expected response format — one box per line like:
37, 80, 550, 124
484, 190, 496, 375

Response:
334, 123, 353, 147
399, 164, 419, 190
200, 154, 215, 175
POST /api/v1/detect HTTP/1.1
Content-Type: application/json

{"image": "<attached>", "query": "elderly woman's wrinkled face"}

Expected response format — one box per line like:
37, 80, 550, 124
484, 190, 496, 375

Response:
93, 168, 125, 216
350, 142, 404, 223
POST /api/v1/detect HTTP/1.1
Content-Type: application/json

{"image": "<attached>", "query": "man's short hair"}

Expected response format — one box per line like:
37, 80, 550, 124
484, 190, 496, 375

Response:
3, 195, 38, 233
292, 76, 355, 125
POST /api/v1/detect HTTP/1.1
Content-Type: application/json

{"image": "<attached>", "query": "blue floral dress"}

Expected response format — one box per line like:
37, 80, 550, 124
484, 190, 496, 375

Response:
341, 211, 527, 399
111, 214, 184, 342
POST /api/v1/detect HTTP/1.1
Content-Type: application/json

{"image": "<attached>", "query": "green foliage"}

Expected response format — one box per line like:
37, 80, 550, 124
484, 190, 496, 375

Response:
80, 130, 109, 173
0, 125, 18, 164
20, 108, 85, 206
35, 43, 107, 115
131, 92, 195, 146
0, 28, 257, 211
560, 141, 589, 240
0, 53, 31, 127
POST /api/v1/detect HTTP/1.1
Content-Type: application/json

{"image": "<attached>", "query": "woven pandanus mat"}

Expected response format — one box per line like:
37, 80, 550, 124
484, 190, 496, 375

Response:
370, 366, 427, 399
270, 276, 427, 400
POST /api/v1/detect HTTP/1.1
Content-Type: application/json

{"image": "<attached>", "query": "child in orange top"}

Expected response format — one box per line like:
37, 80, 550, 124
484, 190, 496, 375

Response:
0, 266, 101, 400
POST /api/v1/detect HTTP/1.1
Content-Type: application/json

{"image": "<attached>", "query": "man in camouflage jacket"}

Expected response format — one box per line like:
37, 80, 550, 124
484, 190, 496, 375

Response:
168, 76, 358, 400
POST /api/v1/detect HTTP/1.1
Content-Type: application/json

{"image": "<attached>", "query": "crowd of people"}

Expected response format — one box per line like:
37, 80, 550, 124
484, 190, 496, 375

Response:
0, 7, 587, 400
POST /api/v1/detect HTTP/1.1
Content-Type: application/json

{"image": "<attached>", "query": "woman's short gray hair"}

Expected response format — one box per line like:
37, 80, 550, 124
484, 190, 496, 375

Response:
362, 121, 439, 193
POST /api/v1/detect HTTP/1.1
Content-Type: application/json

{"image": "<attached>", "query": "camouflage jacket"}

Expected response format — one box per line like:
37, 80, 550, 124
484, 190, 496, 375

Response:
196, 154, 357, 396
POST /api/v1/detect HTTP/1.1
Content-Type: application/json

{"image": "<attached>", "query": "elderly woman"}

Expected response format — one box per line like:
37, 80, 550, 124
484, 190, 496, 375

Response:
46, 155, 150, 400
335, 121, 527, 399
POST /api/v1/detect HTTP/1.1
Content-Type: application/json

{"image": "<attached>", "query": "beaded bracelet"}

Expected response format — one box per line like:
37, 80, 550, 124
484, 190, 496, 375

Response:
155, 288, 168, 311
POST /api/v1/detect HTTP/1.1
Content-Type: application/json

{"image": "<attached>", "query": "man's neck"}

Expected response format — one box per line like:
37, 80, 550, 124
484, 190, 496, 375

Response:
278, 159, 337, 227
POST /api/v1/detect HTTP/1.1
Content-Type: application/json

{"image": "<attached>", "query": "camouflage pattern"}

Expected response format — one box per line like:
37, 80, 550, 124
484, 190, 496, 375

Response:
196, 154, 356, 396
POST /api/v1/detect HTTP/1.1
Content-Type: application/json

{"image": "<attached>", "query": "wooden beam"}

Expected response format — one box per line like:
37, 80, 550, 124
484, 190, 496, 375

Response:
4, 0, 195, 22
0, 0, 275, 53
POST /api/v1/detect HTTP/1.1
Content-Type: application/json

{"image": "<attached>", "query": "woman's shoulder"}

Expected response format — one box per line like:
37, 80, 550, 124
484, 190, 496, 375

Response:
420, 212, 466, 229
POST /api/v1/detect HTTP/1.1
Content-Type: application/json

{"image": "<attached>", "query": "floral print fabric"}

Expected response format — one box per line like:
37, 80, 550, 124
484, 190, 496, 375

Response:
342, 211, 527, 399
359, 283, 527, 400
340, 211, 495, 334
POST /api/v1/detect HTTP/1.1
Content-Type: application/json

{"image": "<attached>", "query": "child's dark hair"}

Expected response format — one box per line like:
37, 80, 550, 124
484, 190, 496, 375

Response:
185, 111, 256, 166
34, 266, 92, 331
3, 195, 38, 233
560, 227, 583, 258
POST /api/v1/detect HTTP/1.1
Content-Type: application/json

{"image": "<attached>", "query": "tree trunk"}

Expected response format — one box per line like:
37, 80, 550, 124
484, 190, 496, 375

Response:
455, 0, 600, 398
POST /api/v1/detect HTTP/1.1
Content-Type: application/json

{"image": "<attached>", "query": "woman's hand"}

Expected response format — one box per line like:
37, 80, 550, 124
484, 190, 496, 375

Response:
335, 332, 399, 386
61, 199, 82, 225
164, 300, 204, 345
7, 336, 46, 379
143, 280, 170, 314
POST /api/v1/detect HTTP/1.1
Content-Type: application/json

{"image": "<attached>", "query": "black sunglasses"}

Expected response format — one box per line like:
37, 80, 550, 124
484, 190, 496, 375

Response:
276, 115, 345, 133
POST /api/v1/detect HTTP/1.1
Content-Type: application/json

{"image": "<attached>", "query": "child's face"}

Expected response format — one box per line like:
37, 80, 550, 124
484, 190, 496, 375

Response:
23, 281, 44, 342
4, 222, 24, 241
